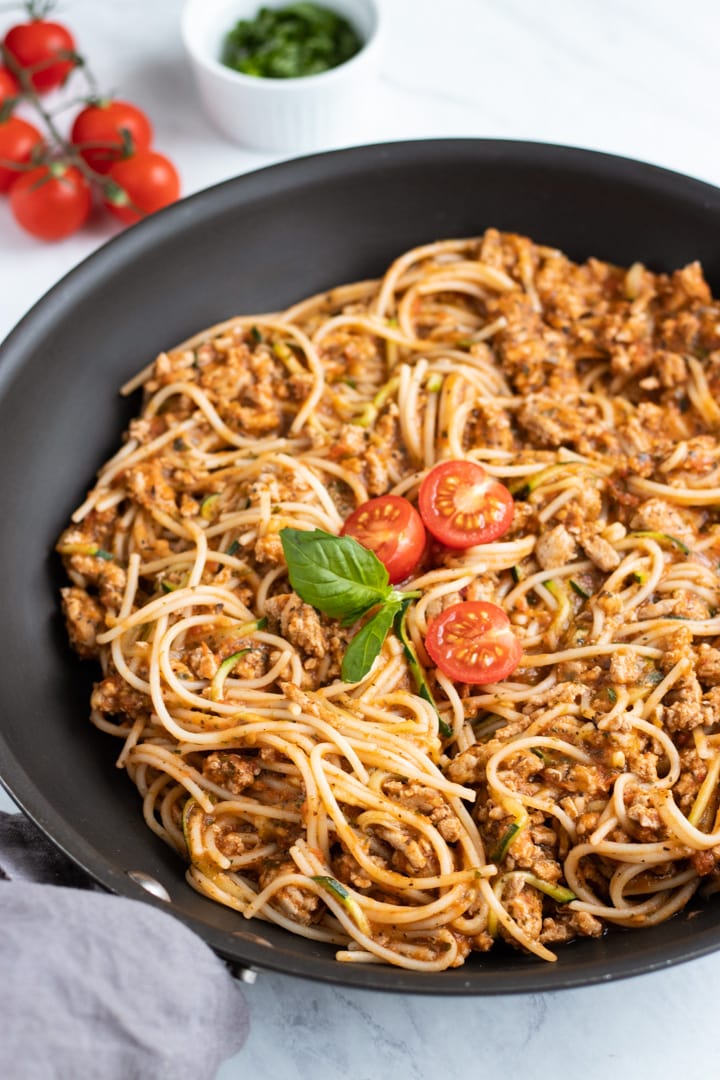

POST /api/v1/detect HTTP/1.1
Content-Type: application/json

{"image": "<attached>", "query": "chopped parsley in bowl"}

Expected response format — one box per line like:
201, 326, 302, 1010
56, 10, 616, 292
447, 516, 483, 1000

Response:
222, 3, 363, 79
182, 0, 382, 150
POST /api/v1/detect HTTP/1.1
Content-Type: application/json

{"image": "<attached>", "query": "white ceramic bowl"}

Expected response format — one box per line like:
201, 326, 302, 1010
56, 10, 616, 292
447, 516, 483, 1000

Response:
181, 0, 383, 153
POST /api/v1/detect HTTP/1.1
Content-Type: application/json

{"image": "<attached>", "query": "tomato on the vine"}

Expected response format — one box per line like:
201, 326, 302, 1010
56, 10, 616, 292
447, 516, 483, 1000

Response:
341, 495, 426, 584
425, 600, 522, 685
0, 116, 44, 193
70, 100, 153, 174
418, 459, 514, 548
0, 66, 19, 104
3, 18, 76, 93
105, 150, 180, 224
10, 163, 91, 240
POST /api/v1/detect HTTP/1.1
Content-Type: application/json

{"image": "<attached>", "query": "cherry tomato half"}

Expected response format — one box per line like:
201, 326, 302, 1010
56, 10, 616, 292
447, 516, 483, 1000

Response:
3, 19, 76, 93
0, 65, 19, 105
105, 151, 180, 225
341, 495, 426, 584
425, 600, 522, 685
71, 100, 153, 174
0, 115, 44, 193
10, 163, 91, 241
418, 460, 514, 548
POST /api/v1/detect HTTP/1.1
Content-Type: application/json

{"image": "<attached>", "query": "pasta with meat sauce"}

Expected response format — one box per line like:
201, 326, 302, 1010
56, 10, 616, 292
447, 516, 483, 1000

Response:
58, 230, 720, 970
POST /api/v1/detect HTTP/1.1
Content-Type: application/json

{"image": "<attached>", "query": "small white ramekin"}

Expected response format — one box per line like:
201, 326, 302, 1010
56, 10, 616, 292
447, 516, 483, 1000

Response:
181, 0, 383, 153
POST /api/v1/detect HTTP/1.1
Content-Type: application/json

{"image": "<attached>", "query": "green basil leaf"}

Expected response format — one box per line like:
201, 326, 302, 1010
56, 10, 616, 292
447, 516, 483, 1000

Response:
280, 528, 391, 623
341, 601, 401, 683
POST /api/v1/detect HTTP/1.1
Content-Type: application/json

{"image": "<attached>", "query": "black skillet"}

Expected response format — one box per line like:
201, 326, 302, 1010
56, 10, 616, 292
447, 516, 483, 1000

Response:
1, 139, 720, 992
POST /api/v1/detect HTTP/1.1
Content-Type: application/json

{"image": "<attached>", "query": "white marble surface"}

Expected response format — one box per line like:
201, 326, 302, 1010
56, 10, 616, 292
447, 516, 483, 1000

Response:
2, 0, 720, 1076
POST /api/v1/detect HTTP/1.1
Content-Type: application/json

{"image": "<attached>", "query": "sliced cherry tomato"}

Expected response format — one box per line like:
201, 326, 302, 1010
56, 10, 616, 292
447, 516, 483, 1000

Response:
0, 115, 44, 193
10, 163, 91, 241
3, 19, 76, 93
418, 459, 514, 548
341, 495, 426, 584
70, 100, 153, 174
0, 66, 19, 104
105, 150, 180, 224
425, 600, 522, 685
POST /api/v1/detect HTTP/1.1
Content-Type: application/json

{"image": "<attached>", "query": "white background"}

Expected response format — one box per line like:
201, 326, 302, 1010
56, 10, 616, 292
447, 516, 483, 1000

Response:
2, 2, 720, 1077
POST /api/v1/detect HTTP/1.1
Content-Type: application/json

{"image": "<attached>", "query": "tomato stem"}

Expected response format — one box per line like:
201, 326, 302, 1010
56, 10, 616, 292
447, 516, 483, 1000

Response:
24, 0, 57, 20
0, 40, 145, 217
0, 156, 36, 171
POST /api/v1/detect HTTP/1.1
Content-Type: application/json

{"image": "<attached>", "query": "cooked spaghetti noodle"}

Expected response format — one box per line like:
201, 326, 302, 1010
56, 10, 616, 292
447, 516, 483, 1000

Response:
58, 230, 720, 970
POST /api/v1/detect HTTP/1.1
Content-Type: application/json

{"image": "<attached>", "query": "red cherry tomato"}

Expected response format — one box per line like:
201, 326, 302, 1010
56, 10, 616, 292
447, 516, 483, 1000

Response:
3, 20, 76, 93
425, 600, 522, 685
105, 151, 180, 225
0, 65, 19, 104
70, 100, 153, 174
0, 116, 44, 193
10, 163, 91, 241
418, 460, 514, 548
341, 495, 426, 584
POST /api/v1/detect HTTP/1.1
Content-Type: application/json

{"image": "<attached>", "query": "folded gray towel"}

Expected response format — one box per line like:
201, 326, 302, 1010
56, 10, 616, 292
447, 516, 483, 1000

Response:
0, 812, 250, 1080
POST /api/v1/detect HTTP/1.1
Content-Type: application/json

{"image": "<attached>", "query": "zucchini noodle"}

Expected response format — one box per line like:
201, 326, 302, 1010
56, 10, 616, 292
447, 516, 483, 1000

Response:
58, 230, 720, 971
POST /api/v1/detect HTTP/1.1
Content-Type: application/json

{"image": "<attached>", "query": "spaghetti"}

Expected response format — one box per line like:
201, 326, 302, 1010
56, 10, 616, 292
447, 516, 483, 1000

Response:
58, 229, 720, 970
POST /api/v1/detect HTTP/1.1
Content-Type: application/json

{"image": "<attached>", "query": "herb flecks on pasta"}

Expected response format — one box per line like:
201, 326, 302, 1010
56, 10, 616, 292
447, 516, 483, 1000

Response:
58, 230, 720, 971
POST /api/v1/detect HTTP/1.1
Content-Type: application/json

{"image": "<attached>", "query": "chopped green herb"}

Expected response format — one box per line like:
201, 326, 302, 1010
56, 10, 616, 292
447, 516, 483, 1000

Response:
227, 539, 241, 557
569, 578, 590, 600
223, 3, 362, 80
250, 325, 263, 343
607, 687, 618, 704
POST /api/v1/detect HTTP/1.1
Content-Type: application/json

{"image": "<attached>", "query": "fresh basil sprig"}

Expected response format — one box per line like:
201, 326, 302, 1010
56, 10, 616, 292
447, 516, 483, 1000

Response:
342, 600, 403, 682
280, 528, 394, 625
280, 527, 419, 682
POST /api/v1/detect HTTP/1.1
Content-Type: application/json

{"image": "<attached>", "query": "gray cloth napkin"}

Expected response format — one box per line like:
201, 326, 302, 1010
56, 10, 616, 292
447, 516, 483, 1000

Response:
0, 812, 250, 1080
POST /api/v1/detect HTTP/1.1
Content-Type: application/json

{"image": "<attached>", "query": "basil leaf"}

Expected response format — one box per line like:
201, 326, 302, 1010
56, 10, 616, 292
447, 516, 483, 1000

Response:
395, 601, 452, 738
341, 601, 401, 683
280, 528, 391, 624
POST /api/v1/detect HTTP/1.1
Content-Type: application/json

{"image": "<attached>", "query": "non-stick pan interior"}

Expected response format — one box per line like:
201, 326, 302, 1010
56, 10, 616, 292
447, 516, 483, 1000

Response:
2, 139, 720, 992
